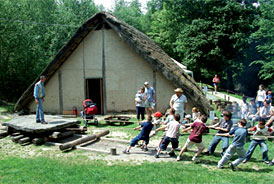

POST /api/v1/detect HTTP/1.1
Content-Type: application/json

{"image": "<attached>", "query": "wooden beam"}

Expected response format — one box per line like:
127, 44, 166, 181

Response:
58, 70, 63, 114
59, 130, 109, 151
18, 137, 31, 144
12, 135, 24, 143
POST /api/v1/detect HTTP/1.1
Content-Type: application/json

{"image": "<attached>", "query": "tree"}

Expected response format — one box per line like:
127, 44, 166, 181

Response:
0, 0, 99, 101
251, 0, 274, 90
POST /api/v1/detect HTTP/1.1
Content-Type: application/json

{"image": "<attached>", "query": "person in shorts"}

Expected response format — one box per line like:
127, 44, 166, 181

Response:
154, 114, 181, 158
212, 74, 220, 94
123, 115, 153, 153
155, 108, 175, 150
176, 114, 208, 162
144, 81, 155, 115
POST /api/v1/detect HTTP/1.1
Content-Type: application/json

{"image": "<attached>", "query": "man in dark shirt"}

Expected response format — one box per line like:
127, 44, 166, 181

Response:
123, 115, 153, 153
206, 111, 233, 156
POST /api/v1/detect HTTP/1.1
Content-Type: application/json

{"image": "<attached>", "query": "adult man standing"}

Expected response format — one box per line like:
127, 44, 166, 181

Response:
252, 100, 271, 125
34, 75, 47, 124
170, 88, 187, 122
144, 81, 155, 115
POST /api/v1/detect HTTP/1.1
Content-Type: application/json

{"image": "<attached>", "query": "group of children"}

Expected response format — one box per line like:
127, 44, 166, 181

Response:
123, 107, 274, 171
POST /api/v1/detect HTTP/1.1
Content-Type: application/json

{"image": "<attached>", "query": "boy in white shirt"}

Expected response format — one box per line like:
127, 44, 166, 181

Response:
154, 114, 181, 158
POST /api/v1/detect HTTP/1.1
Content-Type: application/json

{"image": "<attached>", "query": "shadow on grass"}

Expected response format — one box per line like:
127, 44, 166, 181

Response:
238, 167, 273, 173
86, 122, 135, 128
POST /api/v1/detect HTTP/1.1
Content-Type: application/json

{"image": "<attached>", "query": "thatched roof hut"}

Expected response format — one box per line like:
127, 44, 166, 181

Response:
15, 12, 211, 115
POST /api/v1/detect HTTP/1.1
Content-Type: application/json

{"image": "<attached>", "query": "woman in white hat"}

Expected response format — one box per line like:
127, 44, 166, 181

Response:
170, 88, 188, 122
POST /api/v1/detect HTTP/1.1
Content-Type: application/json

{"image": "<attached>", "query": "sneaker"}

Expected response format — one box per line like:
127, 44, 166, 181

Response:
176, 156, 181, 161
143, 147, 148, 152
41, 121, 48, 124
204, 151, 210, 155
217, 165, 223, 169
168, 151, 176, 157
36, 120, 41, 123
269, 162, 274, 166
155, 154, 159, 158
192, 156, 200, 164
242, 159, 247, 164
229, 163, 236, 171
264, 161, 270, 164
122, 149, 129, 154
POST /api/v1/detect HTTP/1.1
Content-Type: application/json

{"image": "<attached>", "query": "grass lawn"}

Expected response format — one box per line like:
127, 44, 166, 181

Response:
1, 104, 274, 184
1, 116, 274, 184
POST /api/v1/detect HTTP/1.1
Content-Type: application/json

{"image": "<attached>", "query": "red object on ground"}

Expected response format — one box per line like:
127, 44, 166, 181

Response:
73, 107, 77, 116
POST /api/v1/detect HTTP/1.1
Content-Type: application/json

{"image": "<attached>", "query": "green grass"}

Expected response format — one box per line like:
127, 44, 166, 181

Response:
1, 135, 274, 184
1, 105, 274, 183
0, 104, 14, 114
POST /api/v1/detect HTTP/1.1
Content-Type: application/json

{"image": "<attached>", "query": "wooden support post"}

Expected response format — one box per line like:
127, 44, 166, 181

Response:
51, 131, 74, 139
32, 137, 48, 145
65, 127, 87, 132
0, 131, 9, 138
18, 137, 31, 144
59, 130, 110, 151
11, 132, 21, 136
12, 135, 24, 143
0, 126, 7, 131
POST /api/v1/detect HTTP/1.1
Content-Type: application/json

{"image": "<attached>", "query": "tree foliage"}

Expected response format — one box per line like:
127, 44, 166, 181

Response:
1, 0, 274, 101
0, 0, 99, 100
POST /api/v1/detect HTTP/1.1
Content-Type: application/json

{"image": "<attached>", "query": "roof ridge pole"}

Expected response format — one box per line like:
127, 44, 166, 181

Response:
102, 20, 107, 115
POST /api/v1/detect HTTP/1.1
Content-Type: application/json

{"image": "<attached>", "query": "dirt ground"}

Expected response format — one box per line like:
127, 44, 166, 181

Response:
0, 114, 198, 165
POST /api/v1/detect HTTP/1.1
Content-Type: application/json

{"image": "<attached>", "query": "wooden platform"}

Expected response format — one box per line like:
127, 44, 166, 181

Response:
2, 115, 80, 134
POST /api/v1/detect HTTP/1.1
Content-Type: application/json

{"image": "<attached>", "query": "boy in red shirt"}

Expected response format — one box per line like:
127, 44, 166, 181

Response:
177, 114, 208, 162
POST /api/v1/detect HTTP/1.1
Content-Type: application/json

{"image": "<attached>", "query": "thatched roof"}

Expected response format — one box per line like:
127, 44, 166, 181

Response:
15, 12, 212, 114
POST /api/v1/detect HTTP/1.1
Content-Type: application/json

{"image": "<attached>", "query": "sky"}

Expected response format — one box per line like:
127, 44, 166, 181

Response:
94, 0, 149, 11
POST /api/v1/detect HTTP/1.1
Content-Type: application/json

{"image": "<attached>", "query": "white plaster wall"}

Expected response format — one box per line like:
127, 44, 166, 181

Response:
155, 71, 175, 112
84, 30, 103, 77
28, 28, 193, 115
29, 72, 60, 114
104, 29, 154, 112
60, 43, 85, 111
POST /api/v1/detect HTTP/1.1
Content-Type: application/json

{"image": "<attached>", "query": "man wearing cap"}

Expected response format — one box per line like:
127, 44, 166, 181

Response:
170, 88, 187, 122
34, 75, 47, 124
144, 82, 156, 115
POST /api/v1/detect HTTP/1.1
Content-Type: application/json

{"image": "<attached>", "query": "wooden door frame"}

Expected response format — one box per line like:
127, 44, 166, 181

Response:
85, 78, 104, 115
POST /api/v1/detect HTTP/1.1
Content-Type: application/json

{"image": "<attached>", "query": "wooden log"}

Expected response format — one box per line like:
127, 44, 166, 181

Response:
18, 137, 31, 144
11, 132, 21, 136
65, 127, 87, 132
32, 137, 48, 145
51, 131, 74, 139
0, 126, 8, 131
12, 135, 24, 143
105, 120, 134, 124
0, 131, 9, 138
59, 130, 110, 151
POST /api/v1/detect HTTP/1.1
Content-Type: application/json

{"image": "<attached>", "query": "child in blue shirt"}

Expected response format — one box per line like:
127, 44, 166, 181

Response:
217, 119, 248, 171
123, 115, 153, 153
